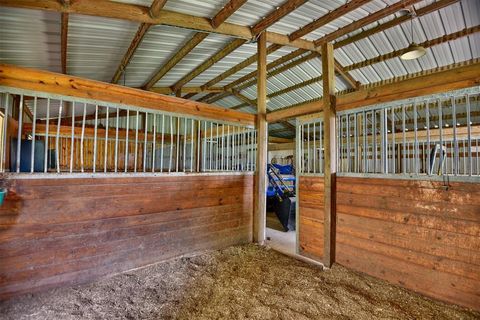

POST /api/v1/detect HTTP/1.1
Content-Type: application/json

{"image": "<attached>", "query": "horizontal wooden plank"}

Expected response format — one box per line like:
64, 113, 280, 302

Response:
0, 64, 256, 125
336, 243, 480, 310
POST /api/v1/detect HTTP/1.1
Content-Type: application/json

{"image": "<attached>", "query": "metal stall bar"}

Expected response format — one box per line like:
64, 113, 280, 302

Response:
466, 94, 472, 175
80, 103, 87, 172
125, 110, 129, 172
16, 95, 24, 173
114, 108, 120, 172
30, 97, 37, 173
43, 98, 49, 173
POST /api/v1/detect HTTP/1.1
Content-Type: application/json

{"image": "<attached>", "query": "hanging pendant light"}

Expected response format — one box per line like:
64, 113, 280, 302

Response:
400, 9, 426, 60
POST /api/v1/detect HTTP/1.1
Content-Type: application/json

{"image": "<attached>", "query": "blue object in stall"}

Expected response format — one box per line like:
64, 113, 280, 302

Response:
271, 163, 294, 175
0, 188, 7, 206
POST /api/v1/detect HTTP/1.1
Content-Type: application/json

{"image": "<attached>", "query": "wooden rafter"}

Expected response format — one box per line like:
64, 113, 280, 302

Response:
182, 92, 197, 99
111, 22, 151, 83
344, 26, 480, 72
149, 0, 168, 18
171, 38, 246, 92
1, 0, 317, 51
206, 92, 230, 104
197, 92, 219, 103
266, 60, 480, 122
143, 32, 208, 90
334, 59, 359, 89
149, 86, 223, 95
289, 0, 371, 41
60, 12, 69, 74
250, 0, 308, 36
210, 0, 247, 29
200, 44, 282, 90
335, 0, 459, 48
313, 0, 423, 47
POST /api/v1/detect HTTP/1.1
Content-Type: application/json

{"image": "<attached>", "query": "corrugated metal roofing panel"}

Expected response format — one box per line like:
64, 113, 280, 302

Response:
68, 14, 139, 83
0, 7, 61, 72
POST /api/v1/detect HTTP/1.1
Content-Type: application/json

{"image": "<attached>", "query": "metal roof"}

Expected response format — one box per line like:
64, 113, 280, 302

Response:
1, 0, 479, 138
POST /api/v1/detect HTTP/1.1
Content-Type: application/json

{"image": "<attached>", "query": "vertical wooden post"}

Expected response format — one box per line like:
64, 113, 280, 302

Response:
322, 43, 336, 267
254, 31, 267, 243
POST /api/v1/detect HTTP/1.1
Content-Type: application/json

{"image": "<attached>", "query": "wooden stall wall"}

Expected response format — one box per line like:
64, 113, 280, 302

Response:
298, 175, 324, 260
0, 174, 253, 299
336, 176, 480, 310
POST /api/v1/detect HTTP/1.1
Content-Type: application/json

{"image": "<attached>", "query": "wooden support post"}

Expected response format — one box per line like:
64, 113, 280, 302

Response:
254, 32, 267, 244
322, 42, 336, 268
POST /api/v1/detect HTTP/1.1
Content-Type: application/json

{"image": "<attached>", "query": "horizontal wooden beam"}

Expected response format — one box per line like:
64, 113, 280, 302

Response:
0, 64, 256, 125
266, 61, 480, 122
1, 0, 318, 51
210, 0, 247, 29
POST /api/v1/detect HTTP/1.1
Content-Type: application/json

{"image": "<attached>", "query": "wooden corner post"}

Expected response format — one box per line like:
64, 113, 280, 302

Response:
254, 31, 268, 243
322, 42, 336, 267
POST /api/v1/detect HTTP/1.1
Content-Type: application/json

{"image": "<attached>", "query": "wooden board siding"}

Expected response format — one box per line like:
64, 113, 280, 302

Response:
0, 174, 253, 299
298, 175, 324, 260
336, 176, 480, 310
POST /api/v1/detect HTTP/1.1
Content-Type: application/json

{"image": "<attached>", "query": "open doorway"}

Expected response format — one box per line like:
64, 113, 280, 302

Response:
265, 135, 296, 255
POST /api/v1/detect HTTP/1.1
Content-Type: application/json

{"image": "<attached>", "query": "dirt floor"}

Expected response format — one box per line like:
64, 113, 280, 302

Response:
1, 244, 478, 320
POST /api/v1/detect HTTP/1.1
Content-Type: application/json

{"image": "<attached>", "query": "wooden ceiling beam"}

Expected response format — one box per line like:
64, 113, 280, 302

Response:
344, 26, 480, 72
143, 32, 208, 90
148, 86, 224, 95
289, 0, 371, 41
210, 0, 247, 29
0, 63, 256, 125
250, 0, 308, 36
149, 0, 168, 18
111, 22, 151, 84
200, 44, 282, 90
334, 59, 359, 89
313, 0, 423, 47
335, 0, 459, 48
197, 92, 219, 103
171, 38, 246, 92
60, 12, 69, 74
266, 60, 480, 122
182, 92, 197, 100
1, 0, 318, 51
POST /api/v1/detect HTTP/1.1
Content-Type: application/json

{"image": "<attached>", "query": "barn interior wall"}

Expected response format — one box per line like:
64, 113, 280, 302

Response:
0, 173, 254, 299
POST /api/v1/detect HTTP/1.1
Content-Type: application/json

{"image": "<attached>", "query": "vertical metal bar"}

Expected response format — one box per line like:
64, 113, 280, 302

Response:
347, 115, 351, 173
313, 122, 316, 173
114, 108, 120, 173
383, 109, 389, 174
391, 107, 395, 174
124, 110, 129, 173
209, 122, 213, 171
30, 96, 37, 173
69, 102, 75, 173
191, 118, 194, 172
134, 110, 139, 172
160, 114, 165, 172
152, 113, 156, 172
319, 120, 323, 174
93, 104, 98, 173
1, 95, 9, 172
438, 99, 443, 175
216, 123, 219, 171
104, 106, 109, 173
307, 123, 310, 173
426, 101, 430, 175
197, 120, 201, 172
55, 99, 62, 173
452, 96, 457, 175
413, 102, 418, 175
354, 114, 358, 173
16, 95, 24, 173
226, 125, 230, 170
402, 105, 406, 174
466, 94, 472, 175
176, 117, 180, 172
203, 121, 207, 172
80, 103, 86, 172
43, 98, 49, 173
372, 110, 377, 173
221, 125, 225, 171
362, 111, 367, 173
183, 117, 187, 172
143, 113, 148, 172
169, 116, 173, 173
